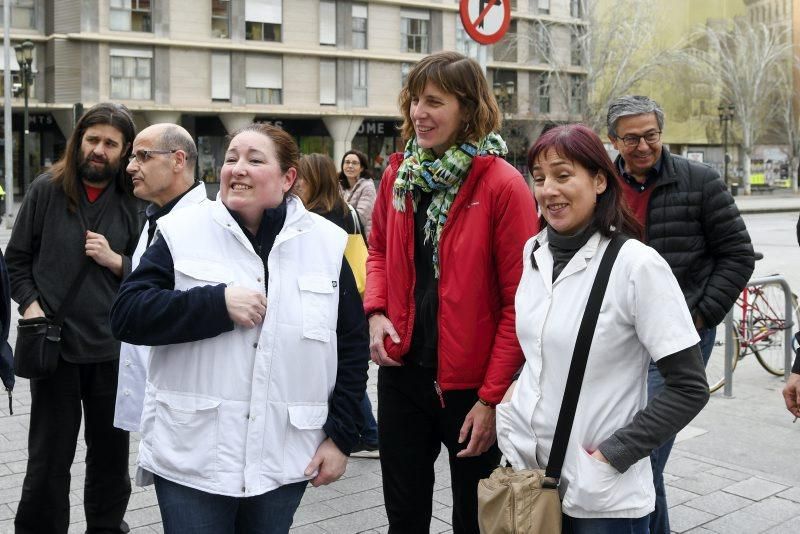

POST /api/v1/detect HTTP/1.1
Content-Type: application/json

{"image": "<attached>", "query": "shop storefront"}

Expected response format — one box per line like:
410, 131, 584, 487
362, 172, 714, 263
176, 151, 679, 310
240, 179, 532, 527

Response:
351, 119, 402, 181
0, 112, 65, 196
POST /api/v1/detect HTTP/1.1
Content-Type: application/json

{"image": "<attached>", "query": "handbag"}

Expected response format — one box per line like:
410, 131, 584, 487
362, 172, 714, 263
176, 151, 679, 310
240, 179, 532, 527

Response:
478, 234, 626, 534
14, 260, 92, 379
343, 204, 368, 297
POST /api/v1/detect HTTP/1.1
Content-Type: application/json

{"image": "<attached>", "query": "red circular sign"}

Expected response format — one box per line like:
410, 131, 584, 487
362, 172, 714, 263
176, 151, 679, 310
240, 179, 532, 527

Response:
459, 0, 511, 46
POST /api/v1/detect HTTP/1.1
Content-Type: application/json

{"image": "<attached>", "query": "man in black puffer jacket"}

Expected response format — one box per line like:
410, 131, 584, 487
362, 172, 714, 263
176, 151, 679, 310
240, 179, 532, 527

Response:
607, 95, 754, 534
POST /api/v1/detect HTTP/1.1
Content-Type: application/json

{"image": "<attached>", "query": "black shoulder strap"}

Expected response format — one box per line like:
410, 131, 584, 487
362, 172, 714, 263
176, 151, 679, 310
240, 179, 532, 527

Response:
544, 233, 627, 483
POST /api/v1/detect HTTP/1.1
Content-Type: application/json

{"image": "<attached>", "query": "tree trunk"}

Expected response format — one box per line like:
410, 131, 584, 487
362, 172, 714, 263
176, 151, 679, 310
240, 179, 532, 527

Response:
743, 156, 752, 195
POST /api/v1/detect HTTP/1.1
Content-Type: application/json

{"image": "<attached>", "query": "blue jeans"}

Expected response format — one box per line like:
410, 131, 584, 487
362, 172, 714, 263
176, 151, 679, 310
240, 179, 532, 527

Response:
646, 326, 715, 534
360, 393, 379, 444
563, 514, 649, 534
154, 476, 307, 534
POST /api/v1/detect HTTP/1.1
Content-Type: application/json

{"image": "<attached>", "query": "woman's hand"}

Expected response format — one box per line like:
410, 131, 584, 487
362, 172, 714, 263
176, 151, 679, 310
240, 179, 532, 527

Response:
22, 300, 45, 320
368, 313, 401, 366
304, 438, 347, 487
456, 401, 497, 458
224, 287, 267, 328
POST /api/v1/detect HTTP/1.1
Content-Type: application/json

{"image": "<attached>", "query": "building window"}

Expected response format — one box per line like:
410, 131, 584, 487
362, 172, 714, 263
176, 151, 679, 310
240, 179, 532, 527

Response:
110, 47, 152, 100
533, 0, 550, 15
456, 26, 479, 58
570, 75, 585, 115
352, 3, 368, 49
0, 0, 35, 29
353, 59, 367, 107
245, 55, 282, 105
246, 0, 282, 42
571, 31, 583, 66
319, 0, 336, 45
211, 52, 230, 101
110, 0, 152, 32
401, 9, 429, 54
531, 22, 550, 63
211, 0, 230, 38
537, 73, 550, 113
320, 59, 336, 105
494, 20, 517, 62
570, 0, 583, 18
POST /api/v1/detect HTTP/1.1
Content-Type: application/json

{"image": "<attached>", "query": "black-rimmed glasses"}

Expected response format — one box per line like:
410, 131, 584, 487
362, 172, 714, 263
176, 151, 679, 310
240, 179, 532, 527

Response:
618, 131, 661, 147
128, 149, 178, 164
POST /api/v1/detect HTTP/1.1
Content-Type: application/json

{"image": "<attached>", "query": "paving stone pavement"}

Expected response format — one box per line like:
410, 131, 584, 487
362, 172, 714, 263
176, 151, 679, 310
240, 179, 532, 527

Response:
0, 208, 798, 533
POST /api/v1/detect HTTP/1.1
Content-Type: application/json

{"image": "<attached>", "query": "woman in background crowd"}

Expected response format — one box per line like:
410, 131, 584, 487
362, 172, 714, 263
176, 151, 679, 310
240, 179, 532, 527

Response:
364, 51, 538, 533
339, 149, 376, 238
496, 124, 709, 534
296, 153, 378, 457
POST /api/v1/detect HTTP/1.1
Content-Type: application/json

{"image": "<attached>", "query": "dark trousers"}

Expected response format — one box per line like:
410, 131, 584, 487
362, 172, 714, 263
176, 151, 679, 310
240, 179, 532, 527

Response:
378, 365, 500, 534
15, 358, 131, 534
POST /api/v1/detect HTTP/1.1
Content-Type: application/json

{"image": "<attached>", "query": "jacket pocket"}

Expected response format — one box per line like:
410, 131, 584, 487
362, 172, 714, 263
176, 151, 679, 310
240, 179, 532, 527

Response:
563, 447, 650, 513
173, 259, 233, 289
297, 275, 336, 342
151, 391, 221, 481
283, 403, 328, 481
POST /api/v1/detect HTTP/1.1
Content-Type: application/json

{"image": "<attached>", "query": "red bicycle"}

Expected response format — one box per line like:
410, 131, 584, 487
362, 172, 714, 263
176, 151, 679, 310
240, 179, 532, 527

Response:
707, 254, 799, 393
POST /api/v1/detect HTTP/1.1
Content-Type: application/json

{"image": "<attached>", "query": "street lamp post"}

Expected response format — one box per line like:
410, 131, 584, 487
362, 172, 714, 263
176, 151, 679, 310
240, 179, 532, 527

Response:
492, 80, 515, 118
718, 102, 735, 193
14, 40, 34, 194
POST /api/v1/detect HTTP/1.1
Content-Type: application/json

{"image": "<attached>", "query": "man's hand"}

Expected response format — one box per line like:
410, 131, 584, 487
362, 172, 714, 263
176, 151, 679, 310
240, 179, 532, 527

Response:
368, 313, 401, 367
224, 287, 267, 328
590, 449, 611, 464
22, 300, 45, 320
782, 373, 800, 418
304, 438, 347, 487
85, 231, 123, 277
456, 401, 497, 458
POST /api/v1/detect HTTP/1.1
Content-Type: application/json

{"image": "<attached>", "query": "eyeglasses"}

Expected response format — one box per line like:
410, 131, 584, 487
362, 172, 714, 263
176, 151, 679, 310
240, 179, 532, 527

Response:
128, 149, 177, 164
618, 131, 661, 147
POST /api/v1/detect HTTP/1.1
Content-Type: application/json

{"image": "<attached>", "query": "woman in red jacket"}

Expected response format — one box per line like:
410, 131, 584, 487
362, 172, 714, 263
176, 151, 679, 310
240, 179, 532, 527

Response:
363, 51, 539, 533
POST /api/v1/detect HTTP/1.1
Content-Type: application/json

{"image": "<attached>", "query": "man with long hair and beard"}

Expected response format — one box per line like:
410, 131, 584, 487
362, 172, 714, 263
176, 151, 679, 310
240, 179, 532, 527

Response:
6, 103, 142, 534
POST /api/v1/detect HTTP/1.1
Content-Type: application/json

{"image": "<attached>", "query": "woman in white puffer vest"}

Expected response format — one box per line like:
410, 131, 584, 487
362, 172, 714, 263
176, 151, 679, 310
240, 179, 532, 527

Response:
111, 124, 369, 534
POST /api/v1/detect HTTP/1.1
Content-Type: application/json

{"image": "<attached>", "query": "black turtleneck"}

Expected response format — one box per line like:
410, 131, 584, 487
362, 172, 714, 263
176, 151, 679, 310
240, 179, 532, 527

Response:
547, 224, 595, 283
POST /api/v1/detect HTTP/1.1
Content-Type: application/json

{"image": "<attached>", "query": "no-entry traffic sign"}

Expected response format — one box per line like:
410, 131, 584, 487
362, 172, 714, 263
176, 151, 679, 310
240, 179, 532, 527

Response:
459, 0, 511, 45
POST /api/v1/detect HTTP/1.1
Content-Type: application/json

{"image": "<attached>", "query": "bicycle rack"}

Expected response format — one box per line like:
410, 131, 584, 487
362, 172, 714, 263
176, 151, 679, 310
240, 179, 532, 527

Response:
723, 275, 795, 397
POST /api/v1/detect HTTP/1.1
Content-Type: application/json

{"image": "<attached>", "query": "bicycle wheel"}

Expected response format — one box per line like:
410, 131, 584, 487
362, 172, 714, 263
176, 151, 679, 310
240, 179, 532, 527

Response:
745, 284, 799, 376
706, 318, 741, 393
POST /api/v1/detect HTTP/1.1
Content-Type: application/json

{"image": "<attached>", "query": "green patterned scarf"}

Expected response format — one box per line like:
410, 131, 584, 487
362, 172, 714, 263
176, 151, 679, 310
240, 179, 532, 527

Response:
392, 132, 508, 278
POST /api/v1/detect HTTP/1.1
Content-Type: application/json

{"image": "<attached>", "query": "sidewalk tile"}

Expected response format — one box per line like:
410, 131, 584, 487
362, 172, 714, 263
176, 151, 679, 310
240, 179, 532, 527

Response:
328, 472, 383, 494
289, 524, 327, 533
723, 477, 788, 501
292, 502, 341, 527
706, 466, 753, 482
669, 472, 735, 495
432, 487, 453, 507
665, 457, 717, 478
684, 490, 753, 516
314, 508, 387, 533
325, 489, 385, 514
777, 487, 800, 504
741, 496, 800, 523
766, 516, 800, 533
683, 528, 716, 534
668, 504, 716, 532
299, 484, 343, 505
703, 509, 779, 533
667, 485, 702, 506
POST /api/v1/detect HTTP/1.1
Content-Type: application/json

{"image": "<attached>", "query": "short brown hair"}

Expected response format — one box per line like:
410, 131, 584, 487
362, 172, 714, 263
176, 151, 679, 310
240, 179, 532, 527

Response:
297, 153, 348, 217
399, 51, 501, 143
231, 123, 300, 174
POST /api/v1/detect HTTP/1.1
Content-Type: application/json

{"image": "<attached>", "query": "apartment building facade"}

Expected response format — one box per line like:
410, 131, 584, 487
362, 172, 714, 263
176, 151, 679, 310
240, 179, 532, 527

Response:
0, 0, 586, 196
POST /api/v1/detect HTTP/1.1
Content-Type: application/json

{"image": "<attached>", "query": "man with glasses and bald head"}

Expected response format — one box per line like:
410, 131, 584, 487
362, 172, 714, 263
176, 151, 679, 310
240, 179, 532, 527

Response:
114, 123, 208, 436
607, 95, 755, 534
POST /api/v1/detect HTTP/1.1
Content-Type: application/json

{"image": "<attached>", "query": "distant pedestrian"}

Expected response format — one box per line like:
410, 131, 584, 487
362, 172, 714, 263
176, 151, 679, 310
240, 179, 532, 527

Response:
607, 95, 755, 534
496, 124, 709, 533
364, 51, 538, 533
7, 102, 141, 534
338, 149, 376, 238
